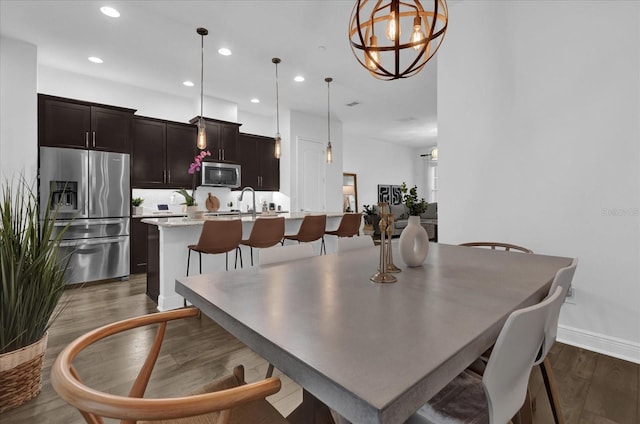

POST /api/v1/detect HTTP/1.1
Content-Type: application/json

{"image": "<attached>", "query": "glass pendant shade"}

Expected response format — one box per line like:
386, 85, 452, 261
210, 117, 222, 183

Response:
327, 141, 333, 164
349, 0, 448, 80
274, 134, 281, 159
196, 119, 207, 150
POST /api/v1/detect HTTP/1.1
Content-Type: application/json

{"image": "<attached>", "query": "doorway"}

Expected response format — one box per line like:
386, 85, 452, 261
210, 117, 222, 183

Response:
296, 137, 326, 212
342, 173, 358, 212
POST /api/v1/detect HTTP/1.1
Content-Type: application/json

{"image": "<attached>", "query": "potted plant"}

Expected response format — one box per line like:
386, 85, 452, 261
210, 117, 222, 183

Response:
0, 177, 73, 412
132, 197, 144, 215
362, 205, 377, 235
398, 182, 429, 266
177, 149, 211, 218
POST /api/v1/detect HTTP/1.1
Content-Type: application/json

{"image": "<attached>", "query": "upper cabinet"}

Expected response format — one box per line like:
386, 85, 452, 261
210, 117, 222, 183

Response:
189, 117, 241, 163
131, 117, 197, 189
38, 94, 135, 153
238, 133, 280, 191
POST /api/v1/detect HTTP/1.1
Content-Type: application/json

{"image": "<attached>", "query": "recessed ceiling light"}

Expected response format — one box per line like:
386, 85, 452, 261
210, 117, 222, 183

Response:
218, 48, 232, 56
294, 75, 305, 82
183, 81, 194, 87
100, 6, 120, 18
250, 98, 260, 104
88, 56, 103, 64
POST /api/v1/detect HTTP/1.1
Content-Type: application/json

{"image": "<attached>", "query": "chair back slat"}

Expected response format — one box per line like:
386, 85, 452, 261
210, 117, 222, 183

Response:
460, 241, 533, 254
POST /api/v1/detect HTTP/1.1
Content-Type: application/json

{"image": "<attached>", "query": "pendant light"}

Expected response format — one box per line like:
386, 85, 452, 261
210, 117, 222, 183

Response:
196, 27, 208, 150
272, 58, 282, 159
349, 0, 448, 80
325, 77, 333, 164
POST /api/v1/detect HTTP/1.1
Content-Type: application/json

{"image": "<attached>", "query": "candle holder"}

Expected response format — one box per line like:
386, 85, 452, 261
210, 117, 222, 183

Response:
370, 202, 397, 283
385, 214, 401, 273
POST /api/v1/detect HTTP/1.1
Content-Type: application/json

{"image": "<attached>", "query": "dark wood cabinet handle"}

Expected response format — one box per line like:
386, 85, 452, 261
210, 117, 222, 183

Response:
92, 131, 96, 148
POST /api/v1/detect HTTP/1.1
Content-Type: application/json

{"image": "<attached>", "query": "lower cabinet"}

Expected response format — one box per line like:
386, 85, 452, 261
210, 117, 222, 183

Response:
130, 218, 148, 274
146, 224, 160, 303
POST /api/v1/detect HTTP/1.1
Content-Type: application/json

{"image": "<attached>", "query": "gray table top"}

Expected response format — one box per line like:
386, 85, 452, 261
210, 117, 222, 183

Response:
176, 243, 572, 424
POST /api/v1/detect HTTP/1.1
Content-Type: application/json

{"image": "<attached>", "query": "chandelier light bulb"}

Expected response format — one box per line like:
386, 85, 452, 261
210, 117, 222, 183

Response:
386, 10, 400, 41
411, 16, 426, 50
366, 35, 379, 70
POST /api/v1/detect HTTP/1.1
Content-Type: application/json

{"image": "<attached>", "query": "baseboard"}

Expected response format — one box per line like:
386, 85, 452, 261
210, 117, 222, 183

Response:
558, 325, 640, 364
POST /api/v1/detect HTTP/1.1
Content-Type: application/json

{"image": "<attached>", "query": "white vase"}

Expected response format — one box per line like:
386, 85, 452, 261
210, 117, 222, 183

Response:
399, 215, 429, 267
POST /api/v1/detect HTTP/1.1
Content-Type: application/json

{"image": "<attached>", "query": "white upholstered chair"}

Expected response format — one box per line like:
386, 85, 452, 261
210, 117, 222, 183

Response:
259, 243, 314, 266
337, 235, 374, 253
406, 286, 565, 424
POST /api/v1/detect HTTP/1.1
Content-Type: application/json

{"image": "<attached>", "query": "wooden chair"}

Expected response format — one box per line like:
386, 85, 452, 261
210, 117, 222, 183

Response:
282, 214, 326, 254
406, 286, 565, 424
323, 213, 362, 254
459, 241, 534, 253
50, 308, 288, 424
187, 219, 242, 274
239, 216, 285, 266
337, 235, 374, 253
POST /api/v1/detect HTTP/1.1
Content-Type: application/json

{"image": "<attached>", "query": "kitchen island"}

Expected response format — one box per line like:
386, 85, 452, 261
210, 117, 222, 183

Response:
142, 212, 345, 311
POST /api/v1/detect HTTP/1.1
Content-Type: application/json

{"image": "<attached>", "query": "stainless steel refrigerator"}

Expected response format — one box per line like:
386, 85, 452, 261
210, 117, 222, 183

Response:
40, 147, 130, 284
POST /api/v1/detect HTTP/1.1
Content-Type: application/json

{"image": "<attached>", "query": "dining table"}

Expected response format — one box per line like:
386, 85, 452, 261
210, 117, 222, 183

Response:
175, 242, 573, 424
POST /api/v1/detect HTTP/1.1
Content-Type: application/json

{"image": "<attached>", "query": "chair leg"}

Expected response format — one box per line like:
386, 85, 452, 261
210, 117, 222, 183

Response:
186, 249, 191, 276
235, 247, 243, 269
266, 363, 274, 378
321, 236, 326, 255
225, 252, 229, 271
198, 252, 202, 274
250, 246, 254, 266
540, 357, 565, 424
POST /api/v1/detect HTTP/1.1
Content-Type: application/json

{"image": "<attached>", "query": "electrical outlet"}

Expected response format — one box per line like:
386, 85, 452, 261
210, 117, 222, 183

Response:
564, 287, 576, 304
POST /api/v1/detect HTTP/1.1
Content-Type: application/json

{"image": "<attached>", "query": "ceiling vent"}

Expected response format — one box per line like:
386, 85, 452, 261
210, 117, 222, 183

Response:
346, 101, 360, 107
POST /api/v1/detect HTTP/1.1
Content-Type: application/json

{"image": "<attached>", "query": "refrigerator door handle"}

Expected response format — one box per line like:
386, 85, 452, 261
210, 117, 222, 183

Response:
59, 236, 127, 248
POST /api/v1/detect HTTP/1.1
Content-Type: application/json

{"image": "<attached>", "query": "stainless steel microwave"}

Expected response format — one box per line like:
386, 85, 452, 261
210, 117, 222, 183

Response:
201, 162, 241, 188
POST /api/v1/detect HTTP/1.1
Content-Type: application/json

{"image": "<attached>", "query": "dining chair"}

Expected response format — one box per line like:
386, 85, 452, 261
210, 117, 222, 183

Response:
406, 286, 565, 424
187, 219, 242, 275
337, 235, 374, 253
238, 216, 285, 267
459, 241, 534, 253
323, 213, 363, 254
532, 258, 578, 424
282, 214, 326, 254
50, 308, 288, 424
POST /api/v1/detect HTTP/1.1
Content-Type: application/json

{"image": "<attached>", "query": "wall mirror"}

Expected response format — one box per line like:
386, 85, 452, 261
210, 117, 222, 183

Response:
342, 173, 358, 213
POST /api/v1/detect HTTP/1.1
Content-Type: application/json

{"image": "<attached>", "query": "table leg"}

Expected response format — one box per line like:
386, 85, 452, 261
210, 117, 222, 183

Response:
287, 389, 339, 424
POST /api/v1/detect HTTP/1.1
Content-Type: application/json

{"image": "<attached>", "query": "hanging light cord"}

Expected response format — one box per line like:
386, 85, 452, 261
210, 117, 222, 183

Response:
200, 32, 204, 119
275, 60, 280, 134
326, 78, 332, 143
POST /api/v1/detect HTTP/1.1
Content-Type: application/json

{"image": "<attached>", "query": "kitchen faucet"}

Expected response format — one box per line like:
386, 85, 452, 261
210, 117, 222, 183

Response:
239, 187, 256, 219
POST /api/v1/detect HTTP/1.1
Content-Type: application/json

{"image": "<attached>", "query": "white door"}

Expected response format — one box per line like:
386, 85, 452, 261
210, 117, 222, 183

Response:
296, 137, 325, 212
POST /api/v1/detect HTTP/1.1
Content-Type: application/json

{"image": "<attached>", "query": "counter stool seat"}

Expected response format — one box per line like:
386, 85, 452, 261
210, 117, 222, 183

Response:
282, 214, 327, 254
239, 216, 285, 266
187, 219, 242, 276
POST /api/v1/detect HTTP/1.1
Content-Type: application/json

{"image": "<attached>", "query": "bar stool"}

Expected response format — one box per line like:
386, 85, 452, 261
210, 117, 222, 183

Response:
239, 216, 285, 267
323, 213, 362, 253
282, 214, 326, 254
186, 219, 242, 275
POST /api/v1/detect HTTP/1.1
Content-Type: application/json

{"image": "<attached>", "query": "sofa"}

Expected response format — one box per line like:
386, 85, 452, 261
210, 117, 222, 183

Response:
373, 202, 437, 241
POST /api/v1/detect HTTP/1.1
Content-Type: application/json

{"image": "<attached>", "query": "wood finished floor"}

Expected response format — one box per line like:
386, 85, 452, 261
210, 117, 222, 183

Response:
2, 275, 638, 423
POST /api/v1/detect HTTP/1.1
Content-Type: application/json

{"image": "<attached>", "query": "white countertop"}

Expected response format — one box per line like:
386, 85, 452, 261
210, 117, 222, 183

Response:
142, 211, 344, 227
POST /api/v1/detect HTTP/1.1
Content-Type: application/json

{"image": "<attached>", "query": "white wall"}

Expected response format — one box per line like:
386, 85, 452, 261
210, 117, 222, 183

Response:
438, 1, 640, 362
0, 37, 38, 183
343, 133, 418, 211
289, 110, 343, 212
39, 66, 237, 123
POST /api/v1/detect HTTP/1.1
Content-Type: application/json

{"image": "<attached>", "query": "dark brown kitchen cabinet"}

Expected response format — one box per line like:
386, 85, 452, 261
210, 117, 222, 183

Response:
190, 117, 241, 163
131, 117, 197, 189
38, 94, 134, 153
130, 217, 147, 274
238, 133, 280, 191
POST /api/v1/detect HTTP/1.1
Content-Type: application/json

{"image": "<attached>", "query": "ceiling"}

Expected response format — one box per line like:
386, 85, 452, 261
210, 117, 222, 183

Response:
0, 0, 439, 148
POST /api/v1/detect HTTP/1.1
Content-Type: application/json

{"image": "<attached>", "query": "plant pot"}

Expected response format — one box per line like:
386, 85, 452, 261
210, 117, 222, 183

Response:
132, 206, 143, 215
186, 205, 201, 219
399, 215, 429, 267
0, 333, 48, 413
